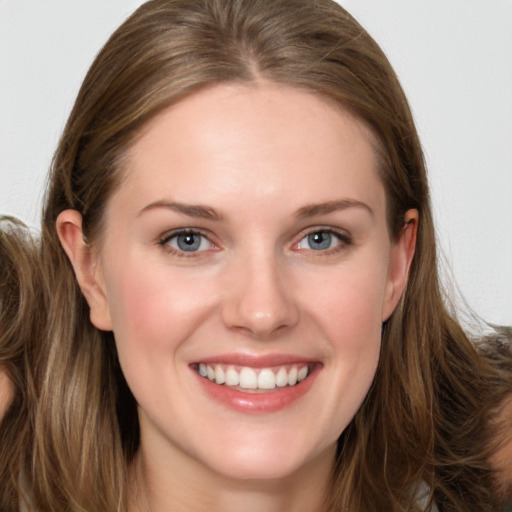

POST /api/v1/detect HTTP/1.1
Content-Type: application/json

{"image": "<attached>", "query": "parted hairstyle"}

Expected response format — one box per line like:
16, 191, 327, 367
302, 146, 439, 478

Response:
0, 0, 510, 510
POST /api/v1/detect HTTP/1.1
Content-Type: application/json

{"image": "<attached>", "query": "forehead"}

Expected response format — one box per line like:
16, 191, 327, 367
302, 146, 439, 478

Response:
112, 83, 385, 220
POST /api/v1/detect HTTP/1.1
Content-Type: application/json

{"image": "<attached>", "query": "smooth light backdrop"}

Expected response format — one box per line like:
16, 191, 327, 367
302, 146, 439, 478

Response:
1, 0, 511, 325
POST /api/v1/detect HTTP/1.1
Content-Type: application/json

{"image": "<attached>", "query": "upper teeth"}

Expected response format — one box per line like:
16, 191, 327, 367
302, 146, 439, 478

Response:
198, 363, 310, 390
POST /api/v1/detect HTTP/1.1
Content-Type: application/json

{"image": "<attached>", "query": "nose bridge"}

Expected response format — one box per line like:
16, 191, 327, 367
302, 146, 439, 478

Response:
221, 243, 299, 338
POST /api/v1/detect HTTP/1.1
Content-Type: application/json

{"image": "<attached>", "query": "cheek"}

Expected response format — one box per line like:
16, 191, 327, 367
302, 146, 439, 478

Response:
305, 262, 388, 346
102, 264, 213, 412
109, 272, 171, 349
104, 261, 217, 358
298, 260, 387, 426
320, 271, 384, 373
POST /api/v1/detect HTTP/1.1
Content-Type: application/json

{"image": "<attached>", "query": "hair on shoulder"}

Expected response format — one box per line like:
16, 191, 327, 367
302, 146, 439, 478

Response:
0, 216, 44, 510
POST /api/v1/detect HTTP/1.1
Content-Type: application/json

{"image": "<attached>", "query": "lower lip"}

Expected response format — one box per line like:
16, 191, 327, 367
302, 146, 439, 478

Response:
193, 366, 319, 414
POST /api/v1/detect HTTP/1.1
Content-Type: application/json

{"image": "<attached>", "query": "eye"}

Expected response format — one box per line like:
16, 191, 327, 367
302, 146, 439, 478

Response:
160, 230, 215, 254
295, 229, 350, 252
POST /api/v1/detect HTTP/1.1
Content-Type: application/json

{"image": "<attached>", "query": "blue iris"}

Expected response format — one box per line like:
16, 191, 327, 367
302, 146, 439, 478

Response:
308, 231, 332, 250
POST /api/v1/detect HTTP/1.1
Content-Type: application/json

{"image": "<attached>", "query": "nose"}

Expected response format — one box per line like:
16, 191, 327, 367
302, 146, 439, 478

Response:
221, 252, 299, 339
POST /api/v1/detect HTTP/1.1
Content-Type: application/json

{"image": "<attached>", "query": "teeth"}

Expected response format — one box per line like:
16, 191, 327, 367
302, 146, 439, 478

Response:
288, 367, 298, 386
197, 363, 311, 390
298, 366, 308, 382
214, 365, 225, 385
257, 369, 276, 389
275, 367, 288, 387
225, 366, 239, 386
239, 367, 258, 389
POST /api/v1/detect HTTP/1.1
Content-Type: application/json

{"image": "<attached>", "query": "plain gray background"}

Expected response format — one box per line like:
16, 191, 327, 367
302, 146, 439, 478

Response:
1, 0, 511, 325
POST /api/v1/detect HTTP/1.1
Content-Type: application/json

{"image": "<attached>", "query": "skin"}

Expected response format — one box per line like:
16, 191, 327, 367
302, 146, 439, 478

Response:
58, 83, 417, 512
0, 367, 14, 419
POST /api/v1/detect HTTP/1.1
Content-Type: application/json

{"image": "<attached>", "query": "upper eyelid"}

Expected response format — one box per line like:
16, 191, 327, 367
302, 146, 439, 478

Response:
294, 225, 352, 242
159, 227, 213, 244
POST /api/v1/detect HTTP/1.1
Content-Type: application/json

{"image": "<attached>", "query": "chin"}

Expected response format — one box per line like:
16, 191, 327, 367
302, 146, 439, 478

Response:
198, 432, 334, 483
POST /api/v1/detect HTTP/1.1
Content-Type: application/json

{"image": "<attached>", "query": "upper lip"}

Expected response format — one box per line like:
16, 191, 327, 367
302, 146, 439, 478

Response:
191, 353, 319, 368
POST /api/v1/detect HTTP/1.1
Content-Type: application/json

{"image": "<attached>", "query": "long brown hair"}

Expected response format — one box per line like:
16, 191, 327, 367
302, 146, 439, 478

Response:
0, 0, 508, 510
0, 217, 44, 511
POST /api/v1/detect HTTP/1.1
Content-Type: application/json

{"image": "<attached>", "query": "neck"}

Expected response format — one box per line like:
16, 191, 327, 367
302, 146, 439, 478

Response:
128, 443, 335, 512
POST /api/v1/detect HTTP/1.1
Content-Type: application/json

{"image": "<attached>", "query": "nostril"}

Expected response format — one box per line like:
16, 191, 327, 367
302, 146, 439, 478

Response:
227, 311, 297, 340
220, 264, 300, 337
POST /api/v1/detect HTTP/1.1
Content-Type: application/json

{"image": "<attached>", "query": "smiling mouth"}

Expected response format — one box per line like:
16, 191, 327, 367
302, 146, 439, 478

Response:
191, 363, 314, 392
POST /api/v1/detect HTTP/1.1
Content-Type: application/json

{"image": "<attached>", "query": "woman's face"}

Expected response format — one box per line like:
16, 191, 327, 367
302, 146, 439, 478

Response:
61, 83, 415, 482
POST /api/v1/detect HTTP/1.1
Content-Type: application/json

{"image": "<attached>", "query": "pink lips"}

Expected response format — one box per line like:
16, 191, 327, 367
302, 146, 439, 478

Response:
191, 353, 320, 413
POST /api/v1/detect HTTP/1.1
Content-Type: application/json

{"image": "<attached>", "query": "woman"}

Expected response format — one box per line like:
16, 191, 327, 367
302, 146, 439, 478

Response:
0, 0, 510, 510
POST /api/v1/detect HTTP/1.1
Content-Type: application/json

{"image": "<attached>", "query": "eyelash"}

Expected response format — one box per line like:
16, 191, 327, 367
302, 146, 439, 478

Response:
158, 227, 352, 257
158, 229, 217, 258
293, 227, 352, 256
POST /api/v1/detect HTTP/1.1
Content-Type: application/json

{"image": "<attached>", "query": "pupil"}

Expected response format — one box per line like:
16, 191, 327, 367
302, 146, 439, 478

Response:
308, 231, 331, 250
177, 233, 200, 251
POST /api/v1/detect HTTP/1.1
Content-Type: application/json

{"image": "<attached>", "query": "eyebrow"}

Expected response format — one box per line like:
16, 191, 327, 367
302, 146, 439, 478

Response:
137, 201, 223, 221
294, 199, 374, 219
137, 198, 373, 221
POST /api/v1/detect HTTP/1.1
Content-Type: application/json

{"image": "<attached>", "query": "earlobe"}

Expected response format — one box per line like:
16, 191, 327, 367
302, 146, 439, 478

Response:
381, 209, 418, 321
56, 210, 113, 331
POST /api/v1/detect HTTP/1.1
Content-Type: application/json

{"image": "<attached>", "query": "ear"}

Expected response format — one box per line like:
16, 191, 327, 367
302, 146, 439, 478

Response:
381, 209, 418, 322
56, 210, 112, 331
